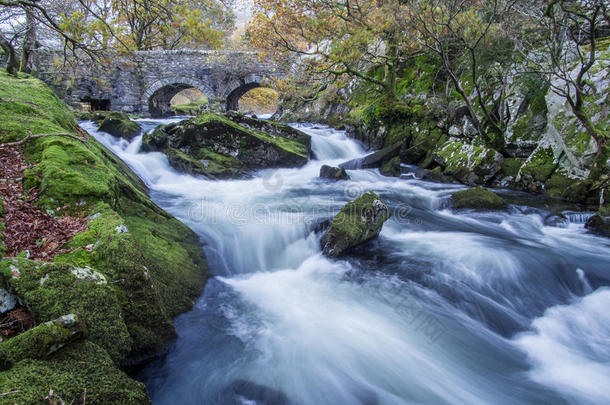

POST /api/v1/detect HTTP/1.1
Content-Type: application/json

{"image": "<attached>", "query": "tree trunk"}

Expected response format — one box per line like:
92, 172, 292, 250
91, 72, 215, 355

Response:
383, 33, 398, 103
0, 33, 20, 77
20, 7, 37, 73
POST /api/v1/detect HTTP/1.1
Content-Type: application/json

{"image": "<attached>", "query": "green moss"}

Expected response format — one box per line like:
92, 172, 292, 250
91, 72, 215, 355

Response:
98, 114, 141, 140
0, 314, 84, 366
0, 341, 150, 404
451, 187, 506, 210
192, 113, 309, 158
501, 158, 522, 178
0, 70, 209, 401
520, 147, 557, 182
0, 259, 132, 363
435, 141, 501, 184
55, 202, 207, 359
380, 156, 401, 177
545, 171, 581, 198
0, 71, 78, 143
322, 191, 390, 257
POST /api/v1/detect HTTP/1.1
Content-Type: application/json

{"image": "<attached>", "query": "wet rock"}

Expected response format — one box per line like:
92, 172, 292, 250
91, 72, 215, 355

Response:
146, 113, 311, 179
320, 165, 350, 181
321, 192, 390, 257
98, 112, 141, 140
585, 206, 610, 237
312, 217, 332, 234
451, 187, 506, 210
543, 213, 569, 228
141, 127, 169, 152
380, 156, 401, 177
340, 142, 401, 170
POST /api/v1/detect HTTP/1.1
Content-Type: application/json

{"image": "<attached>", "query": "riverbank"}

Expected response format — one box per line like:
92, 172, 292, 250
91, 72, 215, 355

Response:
0, 72, 208, 403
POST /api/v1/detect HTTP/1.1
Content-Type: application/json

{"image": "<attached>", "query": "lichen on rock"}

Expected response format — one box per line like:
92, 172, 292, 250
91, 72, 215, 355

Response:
321, 192, 390, 257
433, 141, 503, 185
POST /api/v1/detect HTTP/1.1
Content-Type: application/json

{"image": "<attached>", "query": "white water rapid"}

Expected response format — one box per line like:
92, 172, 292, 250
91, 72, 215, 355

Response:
81, 118, 610, 405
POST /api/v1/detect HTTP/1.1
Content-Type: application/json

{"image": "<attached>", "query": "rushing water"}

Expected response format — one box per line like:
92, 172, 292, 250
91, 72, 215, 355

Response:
82, 118, 610, 405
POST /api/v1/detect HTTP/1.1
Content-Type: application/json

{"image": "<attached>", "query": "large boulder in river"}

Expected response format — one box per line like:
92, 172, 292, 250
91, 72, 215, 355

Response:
433, 141, 503, 185
321, 192, 390, 257
585, 206, 610, 237
340, 142, 402, 170
451, 186, 506, 210
142, 112, 311, 179
320, 165, 350, 181
98, 112, 141, 140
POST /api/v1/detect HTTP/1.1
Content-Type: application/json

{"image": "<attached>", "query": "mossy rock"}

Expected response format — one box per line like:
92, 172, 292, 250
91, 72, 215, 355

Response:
321, 192, 390, 257
380, 156, 401, 177
451, 187, 506, 210
585, 205, 610, 237
519, 146, 558, 186
434, 141, 503, 185
0, 314, 85, 368
0, 71, 78, 143
0, 70, 209, 401
153, 112, 311, 178
0, 259, 132, 363
98, 112, 142, 140
401, 126, 446, 166
501, 158, 523, 178
141, 127, 169, 152
0, 340, 150, 405
319, 165, 350, 181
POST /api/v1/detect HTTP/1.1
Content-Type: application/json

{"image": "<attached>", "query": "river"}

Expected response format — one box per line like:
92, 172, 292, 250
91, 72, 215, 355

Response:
82, 118, 610, 405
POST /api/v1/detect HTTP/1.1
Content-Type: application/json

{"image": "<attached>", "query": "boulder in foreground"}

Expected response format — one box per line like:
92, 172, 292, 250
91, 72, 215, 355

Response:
451, 186, 506, 210
321, 191, 390, 257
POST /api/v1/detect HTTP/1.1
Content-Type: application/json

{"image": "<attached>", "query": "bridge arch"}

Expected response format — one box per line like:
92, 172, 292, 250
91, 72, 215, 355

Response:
222, 74, 275, 111
143, 77, 215, 117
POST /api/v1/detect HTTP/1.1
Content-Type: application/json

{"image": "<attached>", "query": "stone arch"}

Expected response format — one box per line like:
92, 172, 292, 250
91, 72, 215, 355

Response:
143, 76, 215, 117
222, 74, 276, 111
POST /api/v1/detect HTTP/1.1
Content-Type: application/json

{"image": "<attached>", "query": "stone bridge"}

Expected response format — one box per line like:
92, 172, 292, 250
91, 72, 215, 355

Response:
33, 50, 285, 117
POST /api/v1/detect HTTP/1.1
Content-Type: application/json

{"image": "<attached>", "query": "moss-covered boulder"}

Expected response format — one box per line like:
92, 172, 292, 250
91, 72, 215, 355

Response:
141, 127, 169, 152
0, 341, 150, 404
0, 314, 84, 368
0, 71, 208, 402
518, 146, 558, 192
451, 187, 506, 210
433, 141, 504, 185
380, 156, 401, 177
320, 165, 350, 181
585, 206, 610, 237
321, 192, 390, 257
98, 112, 141, 140
142, 112, 310, 179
